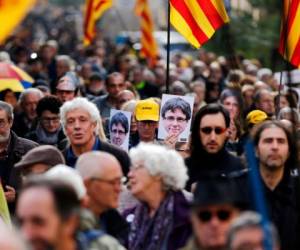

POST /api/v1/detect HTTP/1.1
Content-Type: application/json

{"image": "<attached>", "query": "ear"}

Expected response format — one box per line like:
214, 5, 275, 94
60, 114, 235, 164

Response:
224, 127, 230, 139
8, 118, 13, 129
63, 215, 79, 237
81, 195, 90, 208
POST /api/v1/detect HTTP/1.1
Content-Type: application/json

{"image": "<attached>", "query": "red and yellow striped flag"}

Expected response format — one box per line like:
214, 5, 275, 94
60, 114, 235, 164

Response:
83, 0, 113, 46
135, 0, 158, 65
170, 0, 229, 48
279, 0, 300, 68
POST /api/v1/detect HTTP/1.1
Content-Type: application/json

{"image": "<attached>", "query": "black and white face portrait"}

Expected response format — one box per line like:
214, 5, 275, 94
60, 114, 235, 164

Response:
109, 109, 131, 151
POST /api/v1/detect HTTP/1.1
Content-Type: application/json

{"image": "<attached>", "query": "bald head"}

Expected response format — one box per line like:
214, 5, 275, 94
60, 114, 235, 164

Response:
75, 151, 123, 213
75, 151, 122, 180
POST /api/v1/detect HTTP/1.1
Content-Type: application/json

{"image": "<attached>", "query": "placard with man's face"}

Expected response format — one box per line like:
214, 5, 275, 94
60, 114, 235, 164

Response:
158, 94, 194, 142
109, 109, 131, 151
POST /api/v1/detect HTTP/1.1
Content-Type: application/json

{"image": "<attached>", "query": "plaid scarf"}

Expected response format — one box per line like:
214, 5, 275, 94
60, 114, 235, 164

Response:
128, 191, 175, 250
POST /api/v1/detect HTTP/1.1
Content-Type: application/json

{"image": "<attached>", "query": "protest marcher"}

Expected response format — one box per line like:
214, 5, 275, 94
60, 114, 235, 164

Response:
181, 178, 244, 250
93, 72, 126, 121
117, 90, 135, 109
15, 145, 65, 179
251, 120, 300, 250
236, 109, 268, 156
45, 164, 126, 250
25, 95, 65, 146
55, 72, 78, 103
0, 101, 38, 209
132, 99, 160, 147
220, 89, 243, 122
76, 151, 129, 245
85, 72, 105, 99
227, 211, 280, 250
125, 143, 192, 250
16, 178, 81, 250
185, 103, 246, 189
253, 89, 275, 117
60, 97, 130, 174
12, 88, 44, 137
129, 65, 159, 99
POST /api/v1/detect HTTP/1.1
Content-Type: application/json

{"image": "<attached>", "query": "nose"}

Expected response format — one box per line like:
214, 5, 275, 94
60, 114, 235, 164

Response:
21, 222, 36, 240
271, 140, 279, 150
210, 130, 217, 140
74, 119, 81, 129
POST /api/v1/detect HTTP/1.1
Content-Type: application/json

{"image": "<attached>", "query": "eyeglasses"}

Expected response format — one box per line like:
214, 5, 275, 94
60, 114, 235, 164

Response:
111, 129, 126, 135
0, 119, 9, 128
90, 176, 127, 186
197, 209, 232, 223
41, 117, 60, 124
200, 126, 227, 135
164, 116, 187, 123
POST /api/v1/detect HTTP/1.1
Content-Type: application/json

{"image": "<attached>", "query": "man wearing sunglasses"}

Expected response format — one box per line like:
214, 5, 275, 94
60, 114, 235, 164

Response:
186, 103, 246, 190
181, 178, 245, 250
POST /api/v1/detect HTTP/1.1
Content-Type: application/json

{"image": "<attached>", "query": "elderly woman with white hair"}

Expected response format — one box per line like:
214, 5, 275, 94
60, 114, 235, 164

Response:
124, 143, 192, 250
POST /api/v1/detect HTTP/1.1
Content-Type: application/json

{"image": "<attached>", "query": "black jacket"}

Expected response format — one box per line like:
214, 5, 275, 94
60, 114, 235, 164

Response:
261, 170, 300, 250
62, 138, 130, 176
185, 147, 246, 190
0, 131, 38, 213
0, 131, 38, 190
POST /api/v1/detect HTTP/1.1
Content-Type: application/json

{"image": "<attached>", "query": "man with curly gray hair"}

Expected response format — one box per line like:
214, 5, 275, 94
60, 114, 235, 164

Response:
60, 97, 130, 175
124, 143, 192, 250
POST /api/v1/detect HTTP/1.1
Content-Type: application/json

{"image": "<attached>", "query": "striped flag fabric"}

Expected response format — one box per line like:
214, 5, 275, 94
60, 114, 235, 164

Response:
170, 0, 229, 48
135, 0, 158, 65
83, 0, 113, 46
279, 0, 300, 68
0, 0, 36, 45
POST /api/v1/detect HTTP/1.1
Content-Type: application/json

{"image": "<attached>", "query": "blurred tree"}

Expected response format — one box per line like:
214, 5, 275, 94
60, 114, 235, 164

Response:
202, 0, 285, 70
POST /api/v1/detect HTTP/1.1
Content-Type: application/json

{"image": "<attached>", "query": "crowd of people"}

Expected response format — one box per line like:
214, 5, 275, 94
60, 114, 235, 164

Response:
0, 9, 300, 249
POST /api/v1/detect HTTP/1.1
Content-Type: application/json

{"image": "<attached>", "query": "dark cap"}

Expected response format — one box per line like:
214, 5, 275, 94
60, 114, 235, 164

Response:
192, 177, 246, 208
15, 145, 65, 169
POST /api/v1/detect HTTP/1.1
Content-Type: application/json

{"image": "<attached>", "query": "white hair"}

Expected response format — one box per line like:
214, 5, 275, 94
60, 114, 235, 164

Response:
129, 143, 188, 190
45, 164, 86, 200
19, 88, 44, 106
60, 97, 100, 135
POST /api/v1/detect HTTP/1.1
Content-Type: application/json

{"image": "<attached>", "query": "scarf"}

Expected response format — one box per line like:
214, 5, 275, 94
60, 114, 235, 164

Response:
35, 123, 61, 145
128, 191, 175, 250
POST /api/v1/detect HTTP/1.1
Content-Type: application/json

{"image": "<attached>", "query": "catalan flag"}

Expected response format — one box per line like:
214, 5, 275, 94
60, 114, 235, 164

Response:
170, 0, 229, 48
0, 0, 36, 45
83, 0, 113, 46
135, 0, 158, 65
279, 0, 300, 68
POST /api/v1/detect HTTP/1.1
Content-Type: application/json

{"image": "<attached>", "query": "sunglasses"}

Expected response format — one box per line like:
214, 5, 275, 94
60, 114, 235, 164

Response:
197, 209, 232, 222
200, 126, 227, 135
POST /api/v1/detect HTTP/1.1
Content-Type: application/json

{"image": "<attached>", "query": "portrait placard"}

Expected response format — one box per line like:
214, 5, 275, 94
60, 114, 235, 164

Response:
158, 94, 194, 142
109, 109, 131, 151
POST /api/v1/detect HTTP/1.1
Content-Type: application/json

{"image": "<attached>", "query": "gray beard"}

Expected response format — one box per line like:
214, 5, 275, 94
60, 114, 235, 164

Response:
0, 132, 10, 143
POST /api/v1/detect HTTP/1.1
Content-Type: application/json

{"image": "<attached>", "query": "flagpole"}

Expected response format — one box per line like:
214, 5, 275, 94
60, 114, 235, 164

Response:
165, 0, 171, 94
